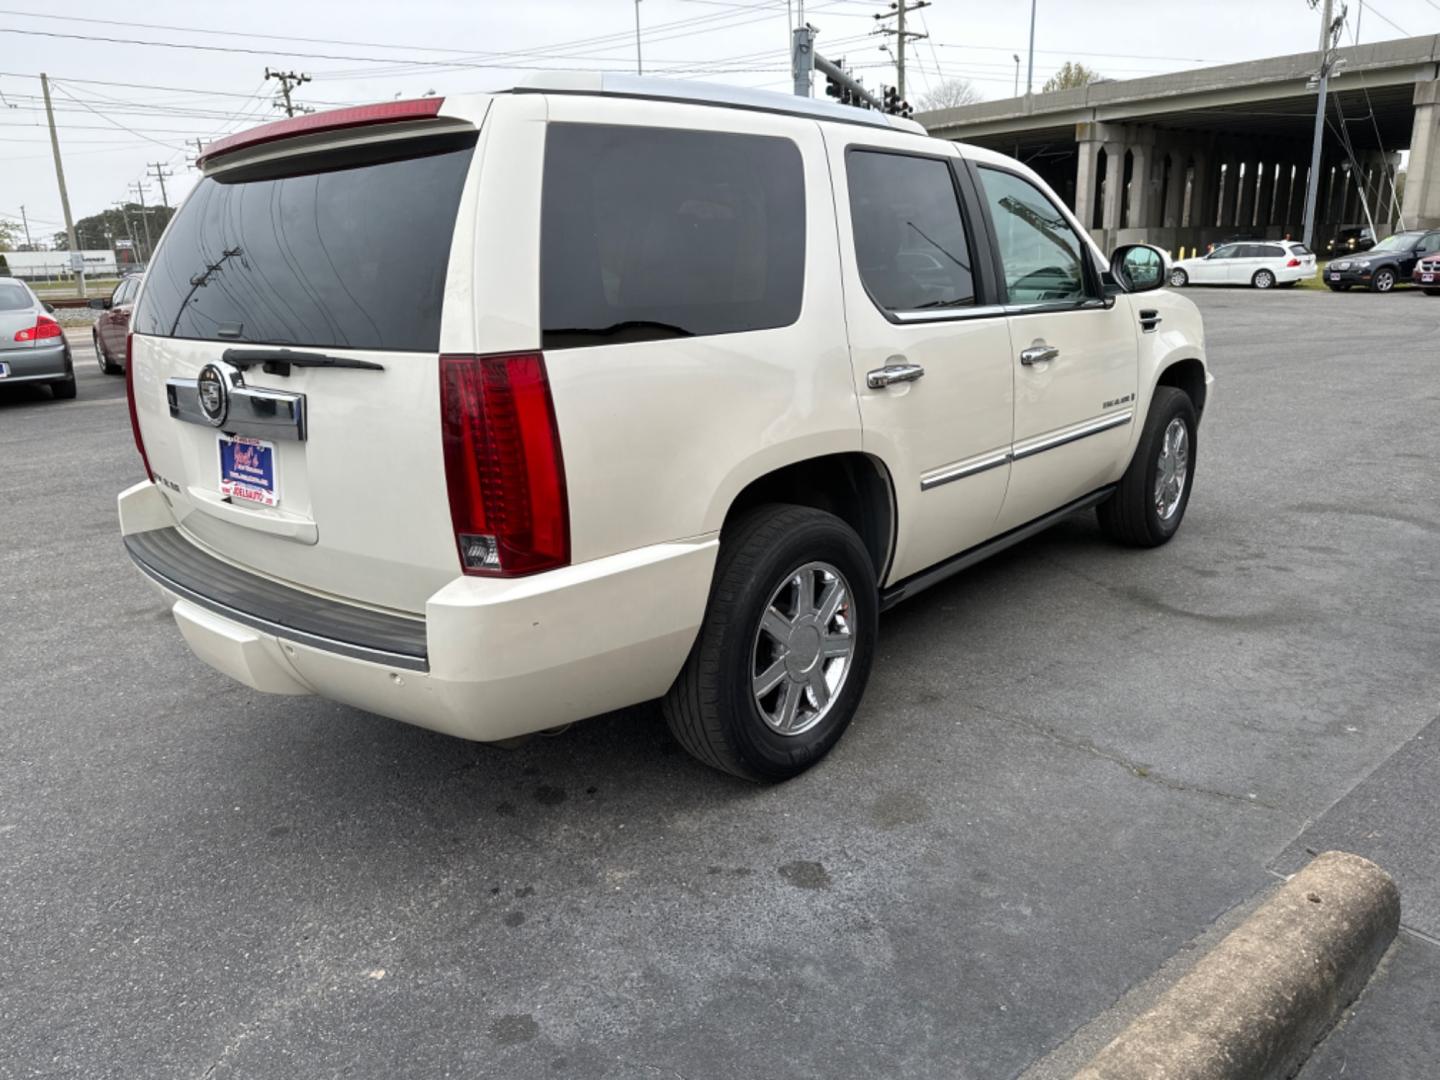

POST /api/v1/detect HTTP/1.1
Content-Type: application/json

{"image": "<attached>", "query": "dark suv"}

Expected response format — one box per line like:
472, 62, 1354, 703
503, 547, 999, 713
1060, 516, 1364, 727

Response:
1325, 230, 1440, 292
1324, 226, 1375, 257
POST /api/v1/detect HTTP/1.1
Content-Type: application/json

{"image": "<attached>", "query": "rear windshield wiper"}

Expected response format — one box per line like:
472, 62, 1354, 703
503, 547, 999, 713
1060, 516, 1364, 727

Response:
220, 348, 384, 375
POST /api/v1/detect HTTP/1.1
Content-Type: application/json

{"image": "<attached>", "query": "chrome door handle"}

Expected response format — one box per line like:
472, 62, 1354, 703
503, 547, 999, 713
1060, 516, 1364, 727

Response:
1019, 345, 1060, 366
866, 362, 926, 389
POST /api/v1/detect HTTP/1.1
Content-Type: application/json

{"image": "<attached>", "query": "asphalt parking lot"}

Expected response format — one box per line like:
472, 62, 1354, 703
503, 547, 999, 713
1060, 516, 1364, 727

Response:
2, 291, 1438, 1079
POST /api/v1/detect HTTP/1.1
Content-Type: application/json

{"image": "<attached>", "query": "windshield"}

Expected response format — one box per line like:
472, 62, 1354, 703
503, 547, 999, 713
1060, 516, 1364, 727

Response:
1371, 234, 1418, 253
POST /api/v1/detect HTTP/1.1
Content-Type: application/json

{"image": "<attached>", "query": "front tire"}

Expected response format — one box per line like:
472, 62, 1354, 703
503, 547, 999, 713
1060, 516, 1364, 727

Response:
1252, 269, 1275, 289
1327, 283, 1351, 292
1097, 386, 1197, 548
1168, 268, 1189, 288
662, 505, 877, 782
1371, 267, 1397, 292
1423, 288, 1440, 297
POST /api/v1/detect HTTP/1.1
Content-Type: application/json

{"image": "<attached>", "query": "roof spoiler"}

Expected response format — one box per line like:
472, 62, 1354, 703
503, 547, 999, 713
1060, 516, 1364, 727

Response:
197, 98, 447, 167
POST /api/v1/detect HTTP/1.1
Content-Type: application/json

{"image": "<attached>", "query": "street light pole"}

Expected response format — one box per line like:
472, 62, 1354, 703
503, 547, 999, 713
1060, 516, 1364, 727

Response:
1013, 54, 1020, 97
1025, 0, 1037, 96
634, 0, 643, 75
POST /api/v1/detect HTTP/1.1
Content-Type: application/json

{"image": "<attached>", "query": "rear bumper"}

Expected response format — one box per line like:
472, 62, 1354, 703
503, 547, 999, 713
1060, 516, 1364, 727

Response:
0, 341, 70, 382
118, 480, 717, 742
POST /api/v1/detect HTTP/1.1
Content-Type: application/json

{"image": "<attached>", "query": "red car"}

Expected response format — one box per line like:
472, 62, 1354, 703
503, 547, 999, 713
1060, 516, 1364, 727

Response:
90, 273, 141, 374
1412, 254, 1440, 295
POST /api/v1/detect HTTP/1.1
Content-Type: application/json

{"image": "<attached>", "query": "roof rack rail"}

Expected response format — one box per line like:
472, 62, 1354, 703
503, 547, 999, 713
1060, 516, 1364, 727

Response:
514, 72, 927, 135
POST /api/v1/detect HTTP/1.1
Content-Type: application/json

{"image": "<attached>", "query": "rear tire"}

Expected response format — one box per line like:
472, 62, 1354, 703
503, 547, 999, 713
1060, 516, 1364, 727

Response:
1168, 268, 1188, 288
662, 505, 877, 782
1252, 269, 1275, 289
51, 374, 77, 400
94, 330, 121, 375
1097, 386, 1197, 548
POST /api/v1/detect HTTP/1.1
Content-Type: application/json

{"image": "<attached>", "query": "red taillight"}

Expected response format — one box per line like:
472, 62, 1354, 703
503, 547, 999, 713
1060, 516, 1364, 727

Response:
198, 98, 446, 166
124, 332, 154, 481
14, 314, 62, 341
1286, 257, 1301, 267
440, 353, 569, 577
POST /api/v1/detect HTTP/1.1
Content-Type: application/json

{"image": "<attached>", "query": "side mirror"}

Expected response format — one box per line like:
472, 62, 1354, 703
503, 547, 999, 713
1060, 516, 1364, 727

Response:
89, 297, 110, 310
1111, 244, 1167, 293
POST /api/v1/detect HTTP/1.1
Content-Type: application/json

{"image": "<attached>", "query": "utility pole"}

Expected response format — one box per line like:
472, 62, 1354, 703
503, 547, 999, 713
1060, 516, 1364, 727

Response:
874, 0, 928, 103
19, 204, 32, 249
147, 162, 174, 208
1013, 54, 1021, 97
792, 24, 815, 97
1302, 0, 1345, 249
634, 0, 643, 75
265, 67, 311, 117
1026, 0, 1038, 96
40, 73, 85, 297
130, 181, 154, 263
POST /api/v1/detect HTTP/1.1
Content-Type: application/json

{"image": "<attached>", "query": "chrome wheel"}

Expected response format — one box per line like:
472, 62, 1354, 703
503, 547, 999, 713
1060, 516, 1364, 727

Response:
1169, 269, 1187, 288
1154, 417, 1189, 521
1254, 270, 1274, 289
751, 561, 854, 736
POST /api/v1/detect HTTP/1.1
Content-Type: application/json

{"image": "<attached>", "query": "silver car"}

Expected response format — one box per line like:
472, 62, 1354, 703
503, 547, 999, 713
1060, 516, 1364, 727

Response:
0, 278, 75, 400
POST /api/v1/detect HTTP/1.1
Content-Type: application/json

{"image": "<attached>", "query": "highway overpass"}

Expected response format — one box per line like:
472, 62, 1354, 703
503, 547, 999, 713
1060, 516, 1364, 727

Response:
919, 35, 1440, 252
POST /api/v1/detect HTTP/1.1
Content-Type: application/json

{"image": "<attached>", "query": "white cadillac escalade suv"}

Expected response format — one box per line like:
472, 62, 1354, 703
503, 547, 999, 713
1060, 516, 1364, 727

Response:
118, 74, 1211, 781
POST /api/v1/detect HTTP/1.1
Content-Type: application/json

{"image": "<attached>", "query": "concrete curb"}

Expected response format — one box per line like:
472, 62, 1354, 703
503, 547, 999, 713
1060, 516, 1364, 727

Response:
1073, 851, 1399, 1080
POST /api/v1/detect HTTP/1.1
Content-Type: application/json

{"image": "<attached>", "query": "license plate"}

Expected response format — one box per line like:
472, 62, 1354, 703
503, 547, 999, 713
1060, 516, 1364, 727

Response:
1424, 274, 1435, 283
218, 434, 278, 507
1329, 273, 1341, 280
0, 362, 8, 378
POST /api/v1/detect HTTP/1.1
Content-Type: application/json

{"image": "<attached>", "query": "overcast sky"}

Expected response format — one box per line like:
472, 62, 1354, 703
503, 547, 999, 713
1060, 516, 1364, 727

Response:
3, 0, 1437, 245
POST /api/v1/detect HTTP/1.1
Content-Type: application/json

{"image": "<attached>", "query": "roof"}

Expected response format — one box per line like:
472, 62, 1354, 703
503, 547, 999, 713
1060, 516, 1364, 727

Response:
515, 72, 928, 135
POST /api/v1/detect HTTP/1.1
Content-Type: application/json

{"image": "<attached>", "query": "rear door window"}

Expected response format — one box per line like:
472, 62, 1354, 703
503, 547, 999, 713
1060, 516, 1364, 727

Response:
132, 132, 477, 352
846, 150, 976, 313
540, 124, 805, 349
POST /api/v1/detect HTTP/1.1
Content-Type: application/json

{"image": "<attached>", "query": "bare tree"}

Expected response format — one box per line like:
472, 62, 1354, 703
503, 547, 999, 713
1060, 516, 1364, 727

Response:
1042, 61, 1103, 93
916, 78, 982, 112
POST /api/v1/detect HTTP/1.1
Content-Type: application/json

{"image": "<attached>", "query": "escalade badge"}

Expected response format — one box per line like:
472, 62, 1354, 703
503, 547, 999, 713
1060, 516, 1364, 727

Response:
197, 364, 230, 427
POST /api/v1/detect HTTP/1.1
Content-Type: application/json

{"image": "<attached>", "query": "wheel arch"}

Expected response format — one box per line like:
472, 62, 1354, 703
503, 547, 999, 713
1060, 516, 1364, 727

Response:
720, 452, 896, 583
1155, 357, 1208, 416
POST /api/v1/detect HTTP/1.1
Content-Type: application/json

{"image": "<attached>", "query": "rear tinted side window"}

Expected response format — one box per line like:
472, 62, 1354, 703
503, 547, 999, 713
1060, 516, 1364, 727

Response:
132, 133, 477, 352
846, 150, 975, 313
541, 124, 805, 349
0, 282, 31, 311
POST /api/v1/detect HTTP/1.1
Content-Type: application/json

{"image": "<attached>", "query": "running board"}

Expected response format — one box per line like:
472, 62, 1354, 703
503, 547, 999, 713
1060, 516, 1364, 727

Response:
879, 486, 1116, 611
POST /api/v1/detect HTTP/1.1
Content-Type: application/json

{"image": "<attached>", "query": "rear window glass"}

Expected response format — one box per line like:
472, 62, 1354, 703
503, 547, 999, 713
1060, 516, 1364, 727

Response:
541, 123, 805, 349
0, 282, 31, 311
132, 133, 477, 352
1290, 244, 1312, 255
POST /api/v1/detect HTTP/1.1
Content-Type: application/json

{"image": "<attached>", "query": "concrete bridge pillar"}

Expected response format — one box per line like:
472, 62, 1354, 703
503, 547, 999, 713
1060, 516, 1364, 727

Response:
1220, 157, 1242, 229
1238, 160, 1258, 231
1256, 162, 1275, 231
1074, 138, 1101, 233
1127, 137, 1154, 229
1163, 150, 1186, 228
1101, 140, 1126, 238
1381, 151, 1402, 228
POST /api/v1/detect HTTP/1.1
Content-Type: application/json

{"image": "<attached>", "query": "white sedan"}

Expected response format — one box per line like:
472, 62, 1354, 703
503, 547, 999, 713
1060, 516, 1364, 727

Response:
1168, 240, 1317, 290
